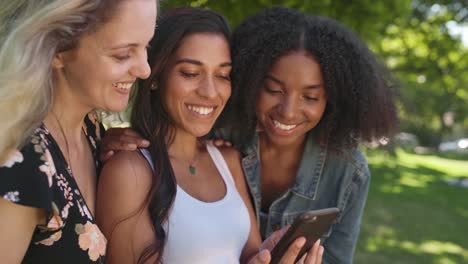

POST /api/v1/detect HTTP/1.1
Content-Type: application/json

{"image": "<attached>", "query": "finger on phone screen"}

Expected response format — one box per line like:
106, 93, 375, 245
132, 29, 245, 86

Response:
278, 236, 306, 264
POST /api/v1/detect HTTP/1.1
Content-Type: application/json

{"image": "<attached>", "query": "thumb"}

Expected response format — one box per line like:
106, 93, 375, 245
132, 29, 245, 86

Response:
247, 249, 271, 264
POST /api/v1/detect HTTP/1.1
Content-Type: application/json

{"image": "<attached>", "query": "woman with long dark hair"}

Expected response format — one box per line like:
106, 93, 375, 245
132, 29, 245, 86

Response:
96, 7, 323, 264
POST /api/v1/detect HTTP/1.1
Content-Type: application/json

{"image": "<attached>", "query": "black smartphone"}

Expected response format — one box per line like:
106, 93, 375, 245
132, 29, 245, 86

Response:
269, 207, 340, 264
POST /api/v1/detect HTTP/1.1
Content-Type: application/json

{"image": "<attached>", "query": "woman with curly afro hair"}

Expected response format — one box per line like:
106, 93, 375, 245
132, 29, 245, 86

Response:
101, 6, 398, 264
217, 6, 399, 264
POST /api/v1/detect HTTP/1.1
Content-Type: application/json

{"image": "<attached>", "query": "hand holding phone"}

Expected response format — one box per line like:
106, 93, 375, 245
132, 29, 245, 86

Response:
269, 207, 340, 264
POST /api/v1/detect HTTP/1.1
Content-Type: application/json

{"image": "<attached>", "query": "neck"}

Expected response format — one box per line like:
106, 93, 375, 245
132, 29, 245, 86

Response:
167, 129, 202, 162
44, 100, 90, 143
46, 75, 96, 138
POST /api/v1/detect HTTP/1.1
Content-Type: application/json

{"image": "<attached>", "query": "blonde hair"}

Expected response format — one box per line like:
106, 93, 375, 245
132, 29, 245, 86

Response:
0, 0, 126, 163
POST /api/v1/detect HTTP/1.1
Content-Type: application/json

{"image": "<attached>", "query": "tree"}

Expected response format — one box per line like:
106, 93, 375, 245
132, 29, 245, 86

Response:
377, 1, 468, 145
162, 0, 468, 146
162, 0, 411, 44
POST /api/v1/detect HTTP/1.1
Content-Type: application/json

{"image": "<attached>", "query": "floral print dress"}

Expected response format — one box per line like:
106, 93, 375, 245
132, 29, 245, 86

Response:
0, 113, 107, 263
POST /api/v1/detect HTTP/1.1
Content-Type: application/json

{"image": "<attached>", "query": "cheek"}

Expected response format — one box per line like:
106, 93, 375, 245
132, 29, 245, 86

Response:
306, 105, 327, 122
220, 83, 231, 101
256, 93, 277, 116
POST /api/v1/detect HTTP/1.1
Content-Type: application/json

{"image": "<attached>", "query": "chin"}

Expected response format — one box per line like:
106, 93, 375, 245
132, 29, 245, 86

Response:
189, 127, 213, 138
106, 102, 129, 113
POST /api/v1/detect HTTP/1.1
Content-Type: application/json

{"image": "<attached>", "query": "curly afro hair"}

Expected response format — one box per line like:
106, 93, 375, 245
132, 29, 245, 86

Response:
222, 7, 399, 148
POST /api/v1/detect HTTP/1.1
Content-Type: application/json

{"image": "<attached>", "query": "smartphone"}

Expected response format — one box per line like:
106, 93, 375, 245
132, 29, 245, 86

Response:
270, 207, 340, 264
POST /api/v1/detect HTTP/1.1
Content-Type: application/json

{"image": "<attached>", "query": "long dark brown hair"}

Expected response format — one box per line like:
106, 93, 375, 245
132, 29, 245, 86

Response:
130, 7, 231, 263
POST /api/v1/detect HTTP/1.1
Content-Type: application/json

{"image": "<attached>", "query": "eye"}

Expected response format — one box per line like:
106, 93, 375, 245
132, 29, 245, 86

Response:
264, 85, 282, 94
217, 74, 231, 81
113, 54, 131, 61
304, 95, 319, 102
180, 71, 199, 78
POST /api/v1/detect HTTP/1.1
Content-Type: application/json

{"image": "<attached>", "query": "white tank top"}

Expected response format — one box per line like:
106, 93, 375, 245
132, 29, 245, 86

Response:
139, 143, 250, 264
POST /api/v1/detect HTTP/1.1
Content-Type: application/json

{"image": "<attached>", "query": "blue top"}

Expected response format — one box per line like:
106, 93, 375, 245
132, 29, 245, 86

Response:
239, 131, 370, 264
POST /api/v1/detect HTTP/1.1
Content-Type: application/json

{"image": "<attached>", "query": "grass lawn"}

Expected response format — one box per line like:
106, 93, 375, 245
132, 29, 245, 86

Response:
354, 148, 468, 264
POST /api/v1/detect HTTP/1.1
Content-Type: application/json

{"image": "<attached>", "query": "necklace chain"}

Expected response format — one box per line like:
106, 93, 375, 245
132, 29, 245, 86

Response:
170, 141, 203, 176
51, 111, 73, 175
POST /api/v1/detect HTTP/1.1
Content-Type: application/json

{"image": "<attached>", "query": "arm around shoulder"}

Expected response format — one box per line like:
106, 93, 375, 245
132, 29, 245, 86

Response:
96, 150, 157, 263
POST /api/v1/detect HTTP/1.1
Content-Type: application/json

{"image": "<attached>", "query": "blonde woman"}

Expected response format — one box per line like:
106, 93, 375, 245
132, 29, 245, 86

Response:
0, 0, 157, 263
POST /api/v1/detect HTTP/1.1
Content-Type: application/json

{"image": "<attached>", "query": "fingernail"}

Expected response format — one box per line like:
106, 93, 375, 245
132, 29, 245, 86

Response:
259, 249, 268, 261
319, 246, 324, 254
141, 140, 150, 146
297, 237, 306, 247
127, 143, 137, 149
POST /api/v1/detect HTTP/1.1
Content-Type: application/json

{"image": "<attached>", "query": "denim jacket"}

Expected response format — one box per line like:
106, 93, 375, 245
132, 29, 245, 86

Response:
239, 132, 370, 264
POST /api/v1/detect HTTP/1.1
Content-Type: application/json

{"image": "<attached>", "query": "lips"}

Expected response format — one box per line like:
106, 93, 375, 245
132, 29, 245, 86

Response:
186, 104, 216, 116
273, 119, 297, 131
267, 116, 301, 136
112, 82, 134, 94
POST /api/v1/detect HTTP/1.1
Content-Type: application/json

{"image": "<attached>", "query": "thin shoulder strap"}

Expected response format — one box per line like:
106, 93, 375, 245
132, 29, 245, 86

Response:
138, 148, 155, 171
205, 143, 236, 187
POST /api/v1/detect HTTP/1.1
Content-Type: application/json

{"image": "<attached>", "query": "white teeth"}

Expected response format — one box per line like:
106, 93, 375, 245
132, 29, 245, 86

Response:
273, 120, 297, 131
187, 105, 214, 115
113, 83, 133, 90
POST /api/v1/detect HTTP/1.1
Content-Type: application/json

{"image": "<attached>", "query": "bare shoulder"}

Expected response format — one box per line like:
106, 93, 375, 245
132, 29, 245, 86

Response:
100, 150, 153, 191
97, 150, 153, 220
217, 145, 242, 162
97, 150, 158, 263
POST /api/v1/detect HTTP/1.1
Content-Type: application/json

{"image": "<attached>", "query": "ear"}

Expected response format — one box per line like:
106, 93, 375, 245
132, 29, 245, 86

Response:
51, 52, 65, 69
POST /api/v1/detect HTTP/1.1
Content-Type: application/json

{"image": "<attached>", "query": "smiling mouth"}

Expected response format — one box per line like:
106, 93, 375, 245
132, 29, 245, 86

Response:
112, 82, 133, 91
272, 119, 298, 131
186, 104, 215, 116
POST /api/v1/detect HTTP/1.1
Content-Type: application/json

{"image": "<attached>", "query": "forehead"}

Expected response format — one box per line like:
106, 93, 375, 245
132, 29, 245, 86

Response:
271, 51, 321, 75
89, 0, 157, 47
174, 33, 230, 62
268, 51, 323, 85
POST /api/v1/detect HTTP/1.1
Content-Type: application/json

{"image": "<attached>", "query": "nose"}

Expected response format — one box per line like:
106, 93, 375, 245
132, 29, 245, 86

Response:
130, 51, 151, 80
197, 76, 218, 99
278, 95, 299, 120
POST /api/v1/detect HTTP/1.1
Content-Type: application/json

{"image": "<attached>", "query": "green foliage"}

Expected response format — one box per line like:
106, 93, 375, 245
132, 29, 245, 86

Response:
161, 0, 468, 146
377, 2, 468, 145
161, 0, 412, 43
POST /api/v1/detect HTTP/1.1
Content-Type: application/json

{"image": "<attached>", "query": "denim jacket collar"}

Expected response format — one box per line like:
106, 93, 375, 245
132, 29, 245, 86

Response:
240, 132, 328, 200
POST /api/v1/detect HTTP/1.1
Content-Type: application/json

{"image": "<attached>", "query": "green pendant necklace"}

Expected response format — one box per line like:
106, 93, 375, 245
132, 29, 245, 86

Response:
189, 164, 196, 175
188, 151, 200, 176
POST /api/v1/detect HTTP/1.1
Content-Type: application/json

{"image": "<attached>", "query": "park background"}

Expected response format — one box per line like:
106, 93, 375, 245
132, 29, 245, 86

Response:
139, 1, 468, 263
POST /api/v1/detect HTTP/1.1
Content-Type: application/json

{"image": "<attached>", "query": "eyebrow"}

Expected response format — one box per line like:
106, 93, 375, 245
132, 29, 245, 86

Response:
175, 58, 232, 67
109, 43, 139, 50
265, 74, 322, 89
